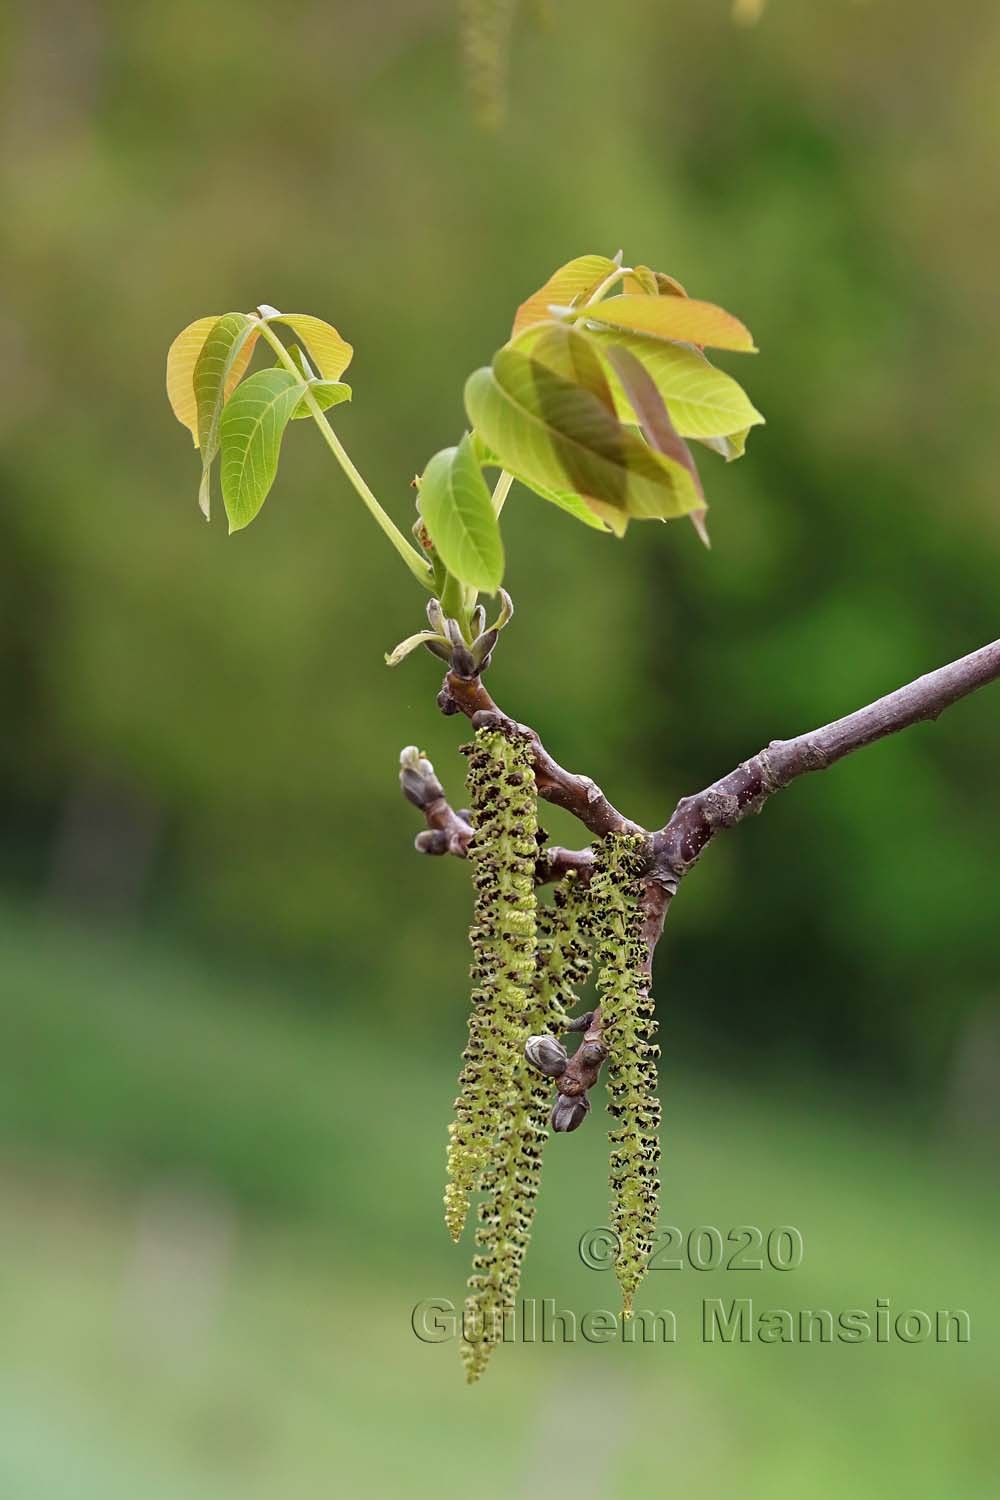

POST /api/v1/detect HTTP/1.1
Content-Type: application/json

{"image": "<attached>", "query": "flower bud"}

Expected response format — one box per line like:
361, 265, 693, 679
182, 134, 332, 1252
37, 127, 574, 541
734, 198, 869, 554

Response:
550, 1093, 590, 1133
524, 1034, 568, 1077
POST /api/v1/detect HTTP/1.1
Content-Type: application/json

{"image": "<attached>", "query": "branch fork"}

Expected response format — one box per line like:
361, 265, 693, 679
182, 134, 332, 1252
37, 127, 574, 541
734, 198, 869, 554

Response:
401, 626, 1000, 1132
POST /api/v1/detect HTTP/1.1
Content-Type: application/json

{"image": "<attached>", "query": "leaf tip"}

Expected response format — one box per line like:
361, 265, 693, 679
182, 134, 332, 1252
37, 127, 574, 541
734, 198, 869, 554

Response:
689, 508, 711, 549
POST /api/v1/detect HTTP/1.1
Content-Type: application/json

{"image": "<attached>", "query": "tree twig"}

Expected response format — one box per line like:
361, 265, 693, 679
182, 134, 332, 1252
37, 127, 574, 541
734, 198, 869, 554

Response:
399, 743, 594, 882
411, 634, 1000, 1134
655, 636, 1000, 879
437, 671, 643, 837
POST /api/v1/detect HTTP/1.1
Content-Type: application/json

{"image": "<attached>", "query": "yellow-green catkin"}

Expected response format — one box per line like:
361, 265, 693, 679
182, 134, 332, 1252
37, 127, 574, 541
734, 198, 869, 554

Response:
533, 871, 594, 1034
460, 870, 595, 1382
592, 833, 661, 1315
445, 727, 538, 1243
459, 0, 517, 130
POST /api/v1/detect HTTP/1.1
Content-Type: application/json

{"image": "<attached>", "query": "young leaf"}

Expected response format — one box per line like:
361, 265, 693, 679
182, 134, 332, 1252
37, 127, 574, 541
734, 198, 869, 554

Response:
592, 329, 764, 441
511, 253, 617, 337
603, 344, 710, 545
271, 314, 353, 381
623, 266, 687, 298
507, 473, 612, 530
697, 428, 752, 461
511, 320, 615, 408
166, 315, 256, 446
464, 342, 702, 535
167, 317, 217, 443
418, 433, 504, 592
194, 313, 261, 517
291, 380, 352, 419
579, 293, 757, 352
470, 427, 608, 528
384, 631, 448, 667
219, 368, 306, 534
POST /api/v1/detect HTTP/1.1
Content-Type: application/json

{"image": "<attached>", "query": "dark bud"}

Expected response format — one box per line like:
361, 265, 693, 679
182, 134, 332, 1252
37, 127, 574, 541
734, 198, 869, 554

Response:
471, 628, 499, 667
471, 709, 501, 731
422, 638, 452, 663
578, 1040, 607, 1067
564, 1011, 595, 1033
450, 645, 477, 678
551, 1093, 591, 1133
525, 1034, 569, 1077
437, 688, 460, 716
414, 829, 448, 855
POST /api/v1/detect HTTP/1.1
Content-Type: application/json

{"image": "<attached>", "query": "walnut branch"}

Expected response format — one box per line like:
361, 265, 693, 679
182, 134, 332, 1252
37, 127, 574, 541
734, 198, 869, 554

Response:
655, 636, 1000, 879
399, 744, 593, 882
437, 670, 643, 838
408, 633, 1000, 1130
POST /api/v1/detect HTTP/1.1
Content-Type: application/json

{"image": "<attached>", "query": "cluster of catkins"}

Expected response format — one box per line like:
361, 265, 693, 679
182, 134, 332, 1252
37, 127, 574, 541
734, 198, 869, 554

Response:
444, 725, 660, 1381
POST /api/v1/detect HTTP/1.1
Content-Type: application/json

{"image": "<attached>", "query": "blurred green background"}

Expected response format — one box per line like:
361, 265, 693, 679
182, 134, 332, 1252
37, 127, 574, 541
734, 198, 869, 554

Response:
2, 1, 999, 1494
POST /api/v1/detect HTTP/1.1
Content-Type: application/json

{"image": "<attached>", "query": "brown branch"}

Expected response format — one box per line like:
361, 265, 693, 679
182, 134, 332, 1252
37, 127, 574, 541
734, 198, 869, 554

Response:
656, 637, 1000, 878
416, 634, 1000, 1137
437, 670, 643, 838
399, 746, 475, 857
399, 744, 594, 883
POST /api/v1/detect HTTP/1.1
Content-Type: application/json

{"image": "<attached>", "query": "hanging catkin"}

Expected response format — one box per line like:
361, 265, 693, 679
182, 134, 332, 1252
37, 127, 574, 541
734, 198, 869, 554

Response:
444, 726, 537, 1241
591, 833, 661, 1313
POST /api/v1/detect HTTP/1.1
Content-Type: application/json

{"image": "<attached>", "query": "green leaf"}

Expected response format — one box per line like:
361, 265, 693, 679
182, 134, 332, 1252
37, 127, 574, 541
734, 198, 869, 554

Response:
623, 265, 687, 298
507, 472, 612, 530
464, 329, 702, 536
418, 433, 504, 592
167, 314, 257, 455
579, 293, 757, 352
697, 428, 751, 462
220, 369, 306, 534
193, 313, 260, 518
291, 380, 352, 419
166, 317, 218, 443
271, 314, 353, 380
511, 253, 617, 337
591, 329, 764, 441
604, 344, 710, 546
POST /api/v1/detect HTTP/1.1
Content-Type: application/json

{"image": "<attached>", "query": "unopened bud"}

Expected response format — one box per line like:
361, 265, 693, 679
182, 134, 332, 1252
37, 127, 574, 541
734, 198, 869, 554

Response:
472, 628, 499, 667
525, 1034, 568, 1077
550, 1094, 591, 1133
450, 645, 477, 677
414, 829, 448, 855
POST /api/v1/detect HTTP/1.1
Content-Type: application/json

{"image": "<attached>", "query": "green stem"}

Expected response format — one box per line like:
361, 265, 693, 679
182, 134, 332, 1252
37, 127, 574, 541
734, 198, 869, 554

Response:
256, 319, 433, 590
582, 264, 631, 308
491, 469, 514, 516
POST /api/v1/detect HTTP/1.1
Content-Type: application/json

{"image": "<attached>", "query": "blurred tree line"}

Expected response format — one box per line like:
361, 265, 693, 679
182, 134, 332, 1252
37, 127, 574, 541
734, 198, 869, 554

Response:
2, 0, 999, 1101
